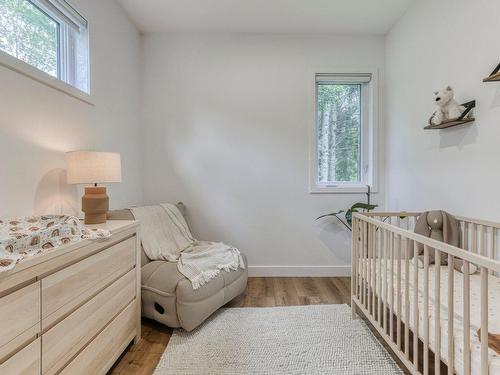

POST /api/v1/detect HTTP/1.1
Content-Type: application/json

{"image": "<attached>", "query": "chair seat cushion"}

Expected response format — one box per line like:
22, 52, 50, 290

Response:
142, 256, 246, 300
142, 260, 184, 295
141, 255, 248, 331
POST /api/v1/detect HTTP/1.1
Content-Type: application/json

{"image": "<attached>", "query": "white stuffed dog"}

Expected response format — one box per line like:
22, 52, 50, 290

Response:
431, 86, 467, 125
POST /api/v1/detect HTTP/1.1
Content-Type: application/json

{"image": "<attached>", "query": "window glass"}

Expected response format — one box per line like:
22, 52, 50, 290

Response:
316, 83, 362, 184
0, 0, 58, 77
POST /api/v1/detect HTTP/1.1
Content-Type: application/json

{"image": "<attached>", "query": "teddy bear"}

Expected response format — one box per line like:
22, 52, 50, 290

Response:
430, 86, 468, 125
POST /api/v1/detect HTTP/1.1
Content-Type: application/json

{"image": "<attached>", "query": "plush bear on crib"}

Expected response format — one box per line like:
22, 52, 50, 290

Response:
413, 210, 477, 274
430, 86, 468, 125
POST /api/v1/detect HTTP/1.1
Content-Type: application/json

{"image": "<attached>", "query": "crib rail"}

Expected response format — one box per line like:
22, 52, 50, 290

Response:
351, 212, 500, 375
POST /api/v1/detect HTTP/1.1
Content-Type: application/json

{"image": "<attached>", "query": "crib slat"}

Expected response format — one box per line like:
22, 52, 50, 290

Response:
383, 229, 388, 333
360, 220, 364, 301
423, 245, 430, 375
390, 231, 395, 341
358, 219, 362, 301
404, 238, 410, 359
378, 219, 383, 325
413, 240, 419, 369
480, 267, 488, 375
434, 250, 441, 375
463, 222, 469, 252
371, 224, 376, 315
351, 218, 358, 317
367, 224, 372, 311
463, 261, 471, 375
372, 224, 377, 317
363, 221, 367, 306
447, 254, 455, 375
472, 224, 478, 254
480, 224, 485, 256
491, 228, 496, 276
396, 235, 402, 349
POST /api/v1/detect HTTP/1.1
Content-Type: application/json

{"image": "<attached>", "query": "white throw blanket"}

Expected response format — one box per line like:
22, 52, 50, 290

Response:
177, 241, 245, 290
131, 204, 195, 262
131, 204, 245, 289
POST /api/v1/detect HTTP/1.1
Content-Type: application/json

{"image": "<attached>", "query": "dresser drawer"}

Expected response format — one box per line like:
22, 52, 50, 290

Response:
42, 236, 136, 328
0, 338, 41, 375
0, 282, 40, 352
42, 269, 135, 374
60, 301, 137, 375
42, 269, 136, 374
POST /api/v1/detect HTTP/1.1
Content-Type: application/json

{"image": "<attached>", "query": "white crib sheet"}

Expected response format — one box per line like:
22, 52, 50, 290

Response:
360, 259, 500, 375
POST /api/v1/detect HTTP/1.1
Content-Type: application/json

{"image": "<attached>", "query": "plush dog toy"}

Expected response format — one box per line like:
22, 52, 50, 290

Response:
431, 86, 468, 125
413, 210, 477, 274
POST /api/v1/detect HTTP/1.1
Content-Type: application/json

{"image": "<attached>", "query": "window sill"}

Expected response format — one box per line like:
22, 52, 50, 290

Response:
310, 185, 378, 194
0, 50, 93, 106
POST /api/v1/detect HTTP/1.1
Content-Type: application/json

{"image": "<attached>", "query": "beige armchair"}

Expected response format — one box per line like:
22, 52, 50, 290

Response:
107, 204, 248, 331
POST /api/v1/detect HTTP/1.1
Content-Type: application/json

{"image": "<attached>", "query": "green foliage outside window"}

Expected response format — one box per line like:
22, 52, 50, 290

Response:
0, 0, 58, 77
317, 83, 361, 184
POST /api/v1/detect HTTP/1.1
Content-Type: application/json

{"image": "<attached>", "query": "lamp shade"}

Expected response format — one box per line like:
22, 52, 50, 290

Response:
66, 151, 122, 184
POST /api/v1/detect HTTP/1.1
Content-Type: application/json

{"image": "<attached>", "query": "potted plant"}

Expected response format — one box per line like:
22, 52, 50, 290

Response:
316, 186, 377, 231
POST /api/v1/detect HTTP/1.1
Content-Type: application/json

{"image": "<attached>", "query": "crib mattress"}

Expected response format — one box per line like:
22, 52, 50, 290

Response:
359, 259, 500, 375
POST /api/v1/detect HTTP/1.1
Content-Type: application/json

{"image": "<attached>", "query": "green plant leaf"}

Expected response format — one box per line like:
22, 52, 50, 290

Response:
349, 202, 378, 211
316, 210, 344, 220
345, 209, 354, 226
345, 203, 378, 226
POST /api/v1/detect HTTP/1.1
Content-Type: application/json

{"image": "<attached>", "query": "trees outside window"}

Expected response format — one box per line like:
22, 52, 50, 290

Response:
0, 0, 58, 77
316, 83, 361, 184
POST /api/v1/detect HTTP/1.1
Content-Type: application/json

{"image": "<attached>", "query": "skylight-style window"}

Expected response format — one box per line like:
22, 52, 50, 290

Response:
0, 0, 89, 94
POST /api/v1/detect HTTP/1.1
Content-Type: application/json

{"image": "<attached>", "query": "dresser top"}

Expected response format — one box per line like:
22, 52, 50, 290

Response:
0, 220, 139, 282
85, 219, 139, 233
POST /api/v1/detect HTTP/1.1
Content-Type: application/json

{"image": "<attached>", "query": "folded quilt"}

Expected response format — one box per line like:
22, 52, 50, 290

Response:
0, 215, 111, 272
131, 203, 245, 289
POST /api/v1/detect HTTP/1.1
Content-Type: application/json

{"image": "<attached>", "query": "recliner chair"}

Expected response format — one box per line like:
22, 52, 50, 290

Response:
107, 203, 248, 331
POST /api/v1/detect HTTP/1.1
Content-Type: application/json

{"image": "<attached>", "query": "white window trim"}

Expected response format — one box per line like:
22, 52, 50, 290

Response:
0, 50, 93, 105
308, 68, 379, 194
0, 0, 92, 105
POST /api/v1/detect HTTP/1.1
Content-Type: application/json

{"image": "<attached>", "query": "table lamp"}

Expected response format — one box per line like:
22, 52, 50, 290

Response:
65, 151, 122, 224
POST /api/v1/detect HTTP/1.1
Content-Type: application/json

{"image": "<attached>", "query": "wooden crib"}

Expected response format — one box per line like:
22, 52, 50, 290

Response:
351, 212, 500, 375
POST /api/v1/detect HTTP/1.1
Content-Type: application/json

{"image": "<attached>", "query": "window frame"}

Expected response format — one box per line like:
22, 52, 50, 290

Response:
309, 68, 379, 194
0, 0, 92, 104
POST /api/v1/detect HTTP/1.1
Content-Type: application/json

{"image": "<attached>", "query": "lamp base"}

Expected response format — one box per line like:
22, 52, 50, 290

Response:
82, 186, 109, 224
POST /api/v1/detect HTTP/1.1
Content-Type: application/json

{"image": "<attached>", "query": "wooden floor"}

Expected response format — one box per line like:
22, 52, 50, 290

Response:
109, 277, 395, 375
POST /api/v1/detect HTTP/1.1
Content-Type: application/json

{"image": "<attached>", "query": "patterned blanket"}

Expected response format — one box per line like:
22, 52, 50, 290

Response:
0, 215, 111, 272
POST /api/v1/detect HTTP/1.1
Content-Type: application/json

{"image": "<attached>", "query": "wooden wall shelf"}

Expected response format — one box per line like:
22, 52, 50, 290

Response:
425, 100, 476, 130
483, 63, 500, 82
424, 118, 475, 130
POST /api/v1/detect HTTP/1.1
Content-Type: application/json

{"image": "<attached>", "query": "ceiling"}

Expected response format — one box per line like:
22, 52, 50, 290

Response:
117, 0, 414, 35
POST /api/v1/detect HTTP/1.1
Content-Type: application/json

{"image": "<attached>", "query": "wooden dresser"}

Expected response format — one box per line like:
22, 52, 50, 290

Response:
0, 220, 141, 375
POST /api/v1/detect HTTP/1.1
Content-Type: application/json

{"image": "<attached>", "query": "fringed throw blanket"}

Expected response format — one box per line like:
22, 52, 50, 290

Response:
130, 204, 195, 262
0, 215, 111, 272
131, 203, 245, 289
177, 241, 245, 290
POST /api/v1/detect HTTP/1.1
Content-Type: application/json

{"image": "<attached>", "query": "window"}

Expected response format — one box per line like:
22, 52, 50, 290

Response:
310, 72, 378, 193
0, 0, 89, 94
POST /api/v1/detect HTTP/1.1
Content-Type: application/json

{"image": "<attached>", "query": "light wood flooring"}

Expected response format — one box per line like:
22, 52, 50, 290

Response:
109, 277, 404, 375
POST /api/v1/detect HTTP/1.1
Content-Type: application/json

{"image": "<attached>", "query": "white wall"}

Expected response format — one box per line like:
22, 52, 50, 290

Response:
140, 33, 385, 275
0, 0, 143, 217
385, 0, 500, 220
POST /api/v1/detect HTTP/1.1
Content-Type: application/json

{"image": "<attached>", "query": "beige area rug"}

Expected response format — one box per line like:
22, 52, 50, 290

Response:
154, 304, 403, 374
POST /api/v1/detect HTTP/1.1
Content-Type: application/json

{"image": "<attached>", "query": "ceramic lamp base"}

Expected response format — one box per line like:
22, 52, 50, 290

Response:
82, 186, 109, 224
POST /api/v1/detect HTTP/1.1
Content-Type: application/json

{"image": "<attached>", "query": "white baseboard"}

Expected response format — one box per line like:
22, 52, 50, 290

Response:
247, 265, 351, 277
